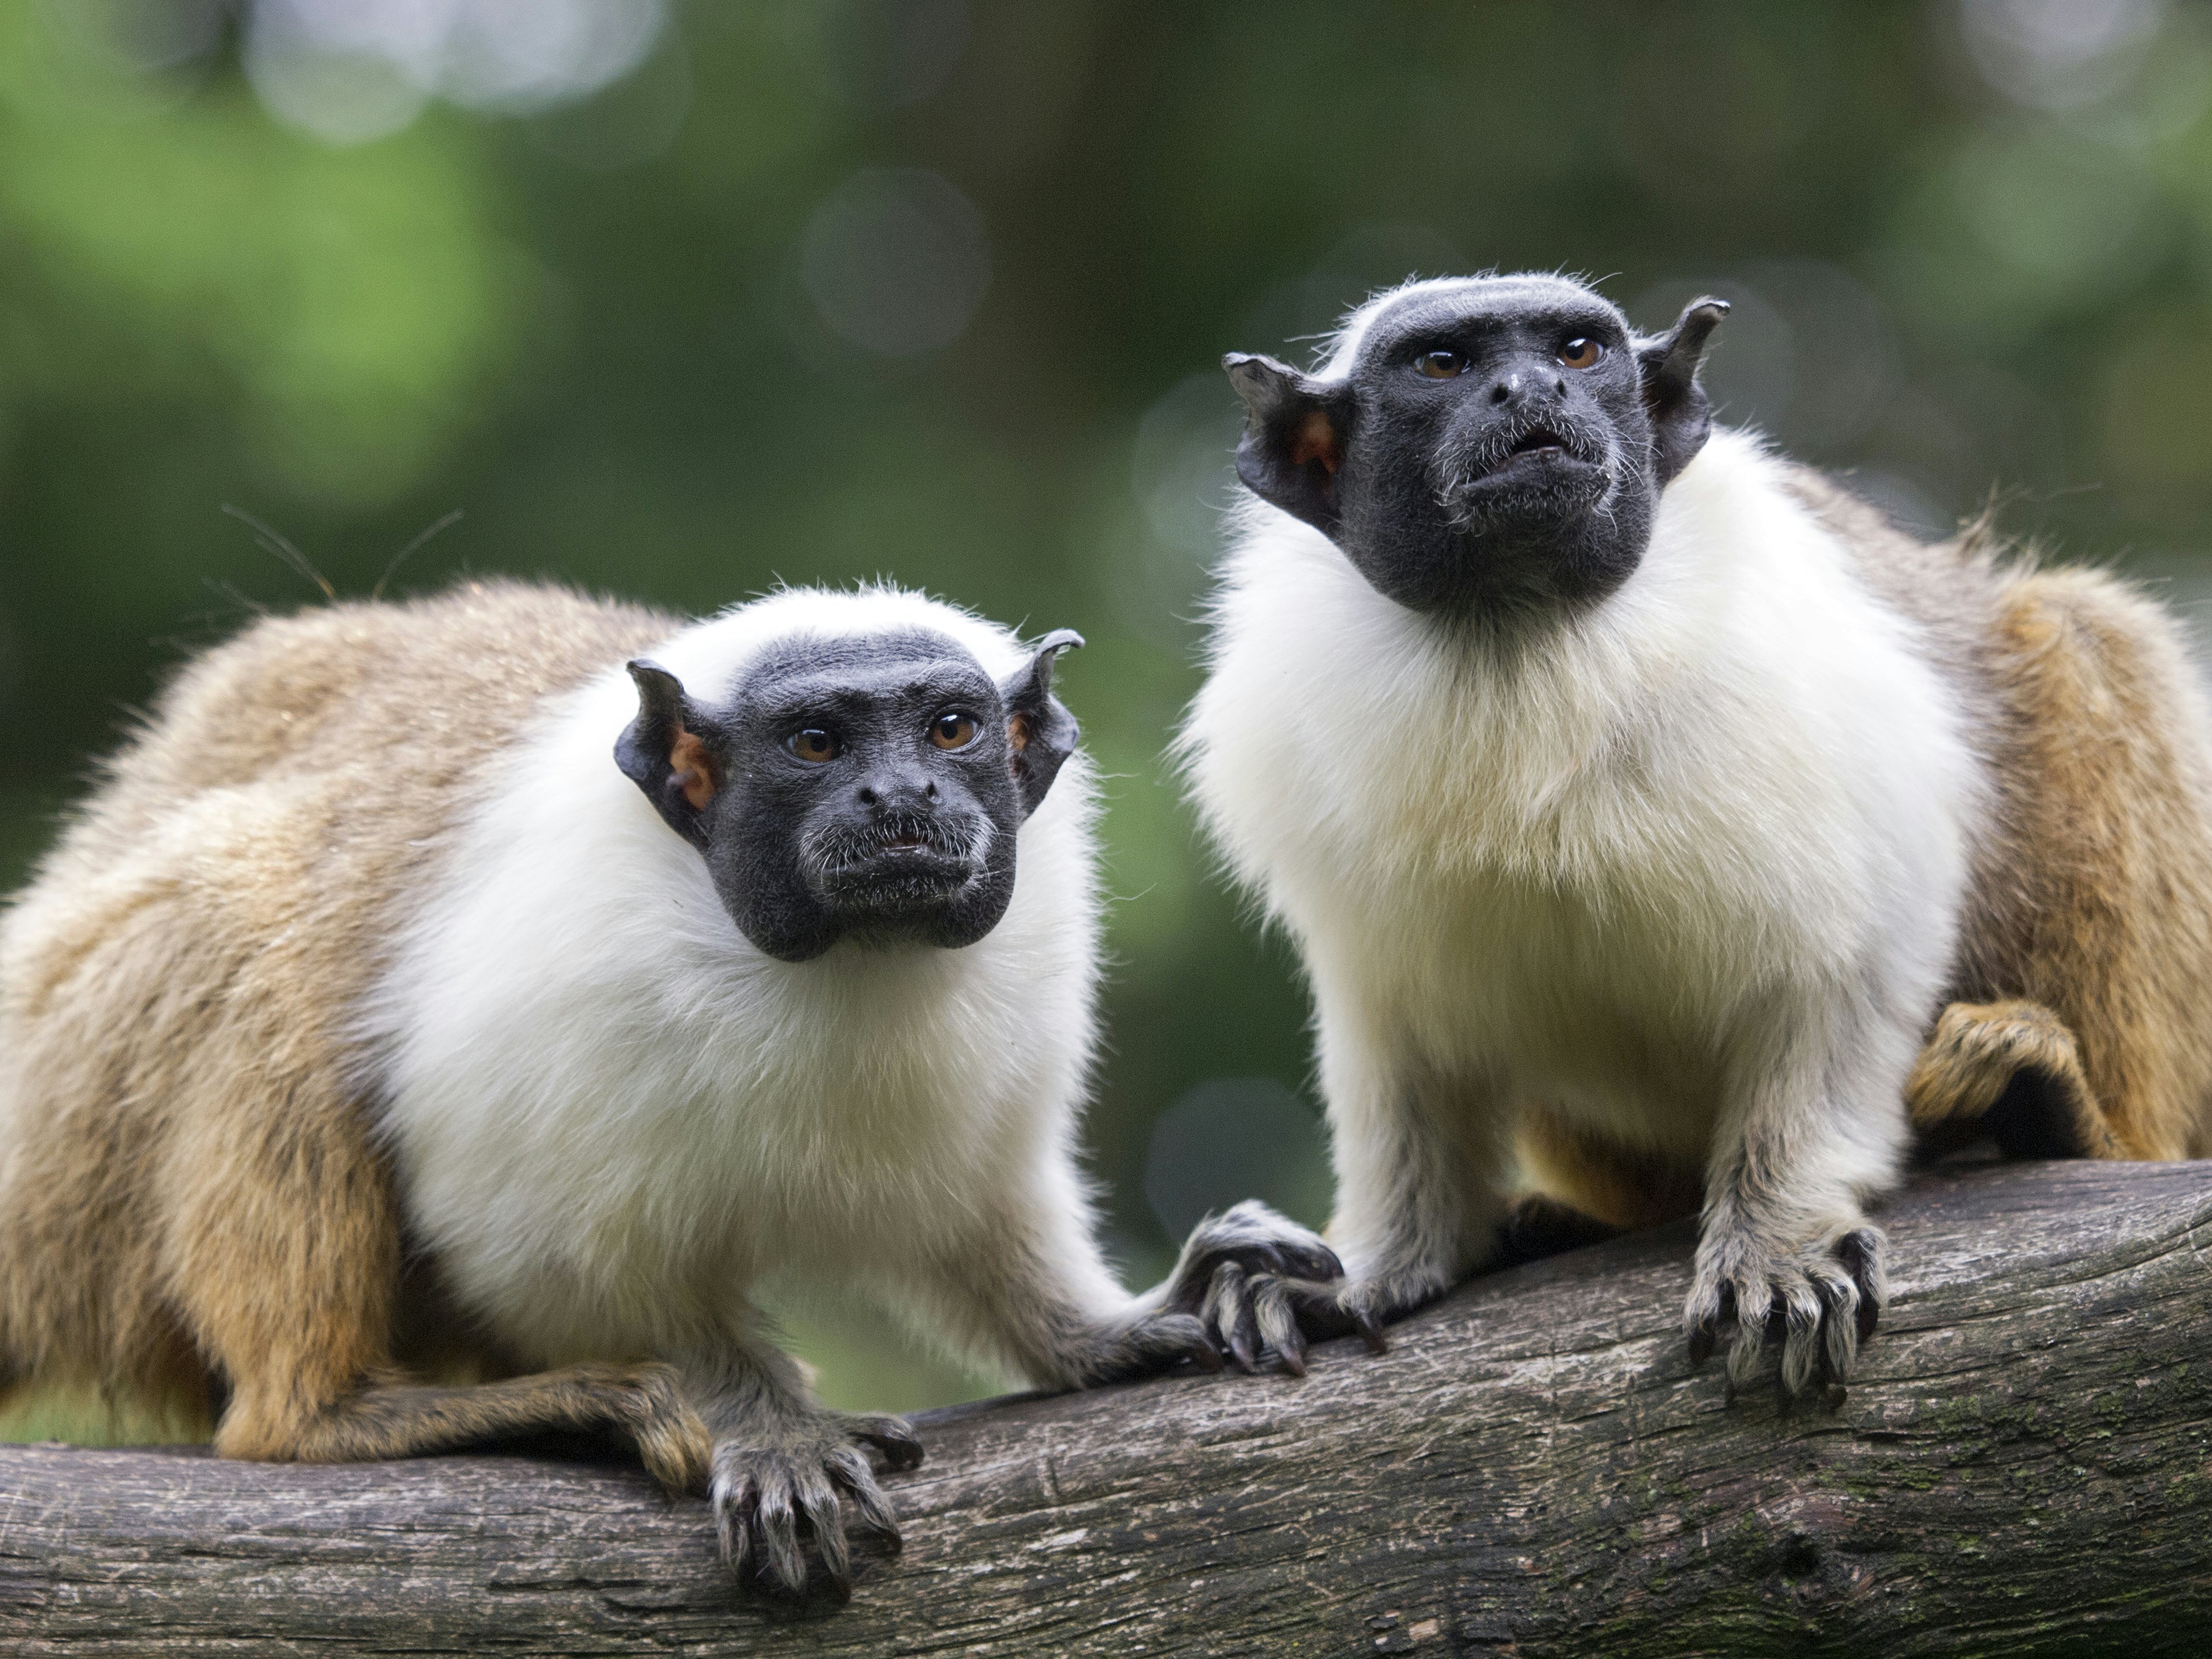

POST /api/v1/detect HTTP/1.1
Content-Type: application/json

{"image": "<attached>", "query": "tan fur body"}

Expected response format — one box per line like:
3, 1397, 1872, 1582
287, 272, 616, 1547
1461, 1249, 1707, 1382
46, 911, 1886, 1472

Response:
1521, 473, 2212, 1232
0, 582, 699, 1463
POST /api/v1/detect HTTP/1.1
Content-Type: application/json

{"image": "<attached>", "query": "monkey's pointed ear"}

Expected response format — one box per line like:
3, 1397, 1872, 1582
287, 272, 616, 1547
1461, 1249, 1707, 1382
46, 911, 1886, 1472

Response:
1224, 352, 1355, 537
1000, 629, 1083, 819
615, 659, 717, 849
1637, 297, 1728, 486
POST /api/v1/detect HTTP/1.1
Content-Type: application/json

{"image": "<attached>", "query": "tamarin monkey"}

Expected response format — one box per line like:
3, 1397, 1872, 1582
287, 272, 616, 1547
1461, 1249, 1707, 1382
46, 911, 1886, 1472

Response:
1175, 271, 2212, 1398
0, 580, 1333, 1599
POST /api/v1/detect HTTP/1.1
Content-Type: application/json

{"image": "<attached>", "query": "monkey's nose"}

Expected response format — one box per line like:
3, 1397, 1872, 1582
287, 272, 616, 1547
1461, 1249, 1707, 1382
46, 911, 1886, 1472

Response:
856, 771, 936, 812
1489, 373, 1521, 406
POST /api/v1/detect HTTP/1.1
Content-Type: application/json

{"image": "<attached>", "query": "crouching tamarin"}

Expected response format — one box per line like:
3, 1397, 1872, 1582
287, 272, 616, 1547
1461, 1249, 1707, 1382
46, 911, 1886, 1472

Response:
0, 579, 1328, 1599
1177, 271, 2212, 1397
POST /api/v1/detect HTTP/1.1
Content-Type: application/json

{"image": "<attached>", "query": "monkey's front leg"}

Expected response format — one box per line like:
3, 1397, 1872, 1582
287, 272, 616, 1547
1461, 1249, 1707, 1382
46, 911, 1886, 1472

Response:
911, 1187, 1230, 1390
1684, 997, 1905, 1397
681, 1338, 922, 1602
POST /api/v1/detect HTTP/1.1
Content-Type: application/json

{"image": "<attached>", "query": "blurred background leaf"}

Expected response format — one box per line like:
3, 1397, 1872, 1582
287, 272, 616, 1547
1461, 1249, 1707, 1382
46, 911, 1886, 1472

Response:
4, 0, 2211, 1427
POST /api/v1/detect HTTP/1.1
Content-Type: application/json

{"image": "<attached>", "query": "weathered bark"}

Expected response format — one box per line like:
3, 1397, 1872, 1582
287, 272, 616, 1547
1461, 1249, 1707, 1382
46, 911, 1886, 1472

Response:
4, 1158, 2210, 1656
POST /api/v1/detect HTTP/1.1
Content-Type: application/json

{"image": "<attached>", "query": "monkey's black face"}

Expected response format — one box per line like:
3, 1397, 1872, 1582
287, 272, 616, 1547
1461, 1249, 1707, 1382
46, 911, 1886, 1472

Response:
1226, 275, 1726, 617
615, 628, 1082, 962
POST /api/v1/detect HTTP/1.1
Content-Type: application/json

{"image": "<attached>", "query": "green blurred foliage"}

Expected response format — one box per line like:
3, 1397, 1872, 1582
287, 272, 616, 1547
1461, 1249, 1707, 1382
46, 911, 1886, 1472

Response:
4, 0, 2212, 1430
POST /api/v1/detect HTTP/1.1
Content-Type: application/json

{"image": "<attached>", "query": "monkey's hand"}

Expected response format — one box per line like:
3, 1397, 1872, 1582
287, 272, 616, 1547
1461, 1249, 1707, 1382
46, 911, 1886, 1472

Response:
1683, 1218, 1885, 1399
711, 1409, 923, 1604
1161, 1200, 1385, 1375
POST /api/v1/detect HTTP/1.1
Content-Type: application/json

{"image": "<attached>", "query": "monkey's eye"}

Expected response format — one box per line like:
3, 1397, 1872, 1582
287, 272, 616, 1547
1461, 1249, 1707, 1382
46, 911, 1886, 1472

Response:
928, 712, 978, 751
1559, 337, 1604, 369
786, 727, 842, 763
1415, 349, 1469, 379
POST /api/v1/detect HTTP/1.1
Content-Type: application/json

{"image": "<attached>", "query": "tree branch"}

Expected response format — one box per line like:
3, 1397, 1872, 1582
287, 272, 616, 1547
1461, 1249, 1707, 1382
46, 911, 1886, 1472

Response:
5, 1159, 2210, 1655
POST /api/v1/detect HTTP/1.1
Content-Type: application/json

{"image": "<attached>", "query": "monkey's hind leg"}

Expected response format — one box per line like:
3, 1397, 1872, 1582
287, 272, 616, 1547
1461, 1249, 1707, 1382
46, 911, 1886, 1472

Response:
223, 1363, 715, 1494
167, 1046, 713, 1494
1907, 1000, 2121, 1160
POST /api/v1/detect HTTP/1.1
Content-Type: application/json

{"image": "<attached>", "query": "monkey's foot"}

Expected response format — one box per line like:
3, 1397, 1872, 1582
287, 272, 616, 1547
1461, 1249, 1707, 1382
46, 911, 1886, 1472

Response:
1683, 1222, 1884, 1398
711, 1411, 921, 1603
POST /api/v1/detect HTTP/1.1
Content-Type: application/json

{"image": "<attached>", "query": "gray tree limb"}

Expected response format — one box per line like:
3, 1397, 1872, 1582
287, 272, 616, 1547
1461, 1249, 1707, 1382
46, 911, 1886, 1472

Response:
4, 1158, 2210, 1656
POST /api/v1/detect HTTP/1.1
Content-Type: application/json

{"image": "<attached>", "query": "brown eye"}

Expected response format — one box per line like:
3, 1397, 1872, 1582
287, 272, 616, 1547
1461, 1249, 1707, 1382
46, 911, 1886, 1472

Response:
1416, 349, 1468, 379
1559, 337, 1604, 369
786, 728, 841, 763
928, 712, 978, 751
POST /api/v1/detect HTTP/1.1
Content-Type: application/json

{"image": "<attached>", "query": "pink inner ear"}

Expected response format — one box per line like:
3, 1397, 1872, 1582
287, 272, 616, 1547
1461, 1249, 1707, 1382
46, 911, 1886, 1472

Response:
1007, 712, 1032, 754
1289, 409, 1341, 475
669, 726, 716, 810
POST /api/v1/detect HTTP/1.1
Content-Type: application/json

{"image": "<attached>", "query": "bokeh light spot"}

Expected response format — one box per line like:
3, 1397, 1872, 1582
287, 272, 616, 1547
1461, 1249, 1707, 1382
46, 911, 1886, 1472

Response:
242, 0, 669, 146
1960, 0, 2167, 112
799, 167, 990, 356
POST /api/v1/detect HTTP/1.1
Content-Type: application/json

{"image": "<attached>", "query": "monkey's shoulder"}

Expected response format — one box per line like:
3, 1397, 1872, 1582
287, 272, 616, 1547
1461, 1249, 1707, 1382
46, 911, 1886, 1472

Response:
136, 579, 675, 798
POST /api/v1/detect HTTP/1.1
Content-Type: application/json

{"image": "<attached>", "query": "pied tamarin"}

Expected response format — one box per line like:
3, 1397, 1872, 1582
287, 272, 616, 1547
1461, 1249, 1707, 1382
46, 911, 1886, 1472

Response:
0, 579, 1334, 1600
1173, 272, 2212, 1397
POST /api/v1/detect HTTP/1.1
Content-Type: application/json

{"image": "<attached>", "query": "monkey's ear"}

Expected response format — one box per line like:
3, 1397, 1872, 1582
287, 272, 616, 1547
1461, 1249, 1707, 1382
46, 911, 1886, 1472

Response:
1000, 629, 1083, 819
614, 659, 717, 849
1637, 297, 1728, 486
1224, 352, 1355, 537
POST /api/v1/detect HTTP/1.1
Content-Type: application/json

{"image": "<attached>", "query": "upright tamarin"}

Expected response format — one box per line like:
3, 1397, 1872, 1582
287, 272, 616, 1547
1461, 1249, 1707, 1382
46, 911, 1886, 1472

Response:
1179, 272, 2212, 1396
0, 580, 1330, 1599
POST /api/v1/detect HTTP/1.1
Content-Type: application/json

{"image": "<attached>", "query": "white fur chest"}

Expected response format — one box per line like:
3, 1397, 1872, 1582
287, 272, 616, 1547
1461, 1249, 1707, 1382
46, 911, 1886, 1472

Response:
1186, 433, 1983, 1139
363, 597, 1099, 1365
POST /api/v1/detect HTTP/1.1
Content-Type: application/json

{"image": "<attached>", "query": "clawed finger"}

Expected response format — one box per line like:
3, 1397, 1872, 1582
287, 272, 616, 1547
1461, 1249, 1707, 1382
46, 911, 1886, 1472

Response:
1840, 1228, 1884, 1342
1264, 1235, 1346, 1284
1775, 1277, 1825, 1397
715, 1469, 756, 1565
785, 1459, 845, 1585
1203, 1262, 1263, 1371
1250, 1275, 1307, 1375
842, 1412, 925, 1472
1685, 1277, 1734, 1367
1178, 1318, 1227, 1373
752, 1471, 806, 1594
827, 1447, 903, 1548
1724, 1272, 1773, 1391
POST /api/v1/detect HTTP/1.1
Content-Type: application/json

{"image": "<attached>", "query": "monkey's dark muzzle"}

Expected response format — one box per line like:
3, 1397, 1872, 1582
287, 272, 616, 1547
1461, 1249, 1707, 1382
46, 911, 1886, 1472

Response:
804, 816, 986, 912
1440, 417, 1611, 532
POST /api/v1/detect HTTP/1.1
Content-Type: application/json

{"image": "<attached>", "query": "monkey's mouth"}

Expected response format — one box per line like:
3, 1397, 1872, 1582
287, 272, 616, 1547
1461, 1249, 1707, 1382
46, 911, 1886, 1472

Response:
1509, 426, 1569, 457
1480, 426, 1581, 477
805, 814, 988, 910
1440, 419, 1609, 531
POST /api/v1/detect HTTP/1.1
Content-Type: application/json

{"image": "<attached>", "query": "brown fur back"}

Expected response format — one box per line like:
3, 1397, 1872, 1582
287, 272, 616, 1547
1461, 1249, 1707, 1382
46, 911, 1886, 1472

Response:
1949, 568, 2212, 1156
0, 580, 672, 1427
1784, 472, 2212, 1159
